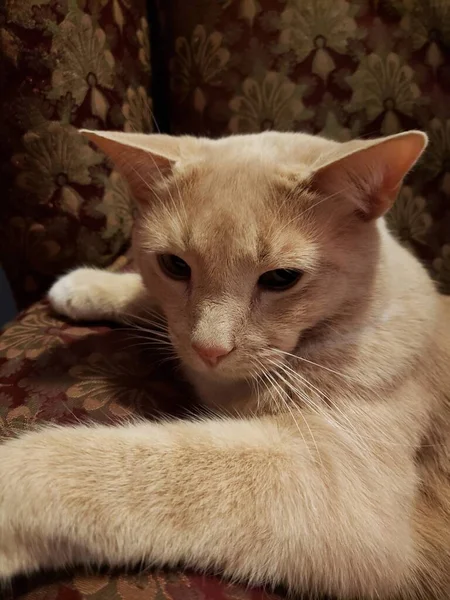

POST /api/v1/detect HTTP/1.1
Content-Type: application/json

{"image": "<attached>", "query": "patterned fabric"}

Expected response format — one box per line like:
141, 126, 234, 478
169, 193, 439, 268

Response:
0, 0, 152, 309
9, 571, 281, 600
162, 0, 450, 293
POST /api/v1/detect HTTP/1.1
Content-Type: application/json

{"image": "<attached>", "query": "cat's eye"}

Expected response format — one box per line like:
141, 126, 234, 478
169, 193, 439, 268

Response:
258, 269, 303, 291
158, 254, 191, 280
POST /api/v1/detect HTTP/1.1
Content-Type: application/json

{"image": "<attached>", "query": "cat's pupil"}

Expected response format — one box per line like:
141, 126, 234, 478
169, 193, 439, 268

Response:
258, 269, 302, 291
158, 254, 191, 280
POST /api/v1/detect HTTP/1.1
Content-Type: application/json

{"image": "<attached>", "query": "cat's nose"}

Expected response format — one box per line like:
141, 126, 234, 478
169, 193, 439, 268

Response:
192, 343, 233, 367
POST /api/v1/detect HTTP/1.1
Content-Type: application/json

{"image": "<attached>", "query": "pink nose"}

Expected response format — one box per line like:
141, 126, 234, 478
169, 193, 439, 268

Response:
192, 343, 233, 366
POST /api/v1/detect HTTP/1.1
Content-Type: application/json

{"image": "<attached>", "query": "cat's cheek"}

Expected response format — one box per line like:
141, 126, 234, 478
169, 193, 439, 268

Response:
165, 329, 205, 373
271, 329, 301, 354
166, 329, 184, 359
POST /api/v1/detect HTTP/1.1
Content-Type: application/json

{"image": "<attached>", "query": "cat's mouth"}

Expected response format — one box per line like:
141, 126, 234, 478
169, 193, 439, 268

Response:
167, 328, 293, 381
182, 347, 290, 384
173, 343, 246, 379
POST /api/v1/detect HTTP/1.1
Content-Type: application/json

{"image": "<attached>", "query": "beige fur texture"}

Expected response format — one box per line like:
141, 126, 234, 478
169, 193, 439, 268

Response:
1, 130, 449, 599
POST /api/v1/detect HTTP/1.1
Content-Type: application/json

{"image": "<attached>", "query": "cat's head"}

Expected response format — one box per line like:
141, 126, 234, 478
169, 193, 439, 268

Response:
81, 129, 427, 382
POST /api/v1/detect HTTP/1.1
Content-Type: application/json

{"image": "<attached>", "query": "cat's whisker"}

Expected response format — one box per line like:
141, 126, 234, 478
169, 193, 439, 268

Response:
119, 337, 174, 350
269, 347, 354, 381
120, 341, 175, 353
265, 356, 356, 436
119, 335, 171, 351
253, 361, 284, 416
120, 320, 169, 333
118, 312, 175, 358
269, 346, 404, 434
261, 364, 323, 467
269, 361, 370, 465
120, 331, 172, 348
139, 305, 167, 320
253, 358, 287, 418
120, 306, 167, 325
247, 364, 265, 417
121, 334, 172, 344
149, 108, 162, 134
151, 354, 180, 368
120, 318, 165, 332
276, 359, 351, 417
124, 306, 168, 325
251, 356, 316, 457
270, 343, 388, 410
120, 320, 170, 336
271, 357, 412, 450
124, 325, 170, 339
121, 324, 170, 340
262, 358, 327, 423
269, 357, 371, 456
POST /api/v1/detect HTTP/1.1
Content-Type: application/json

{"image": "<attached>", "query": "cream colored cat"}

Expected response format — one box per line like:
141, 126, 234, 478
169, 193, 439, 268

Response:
1, 130, 449, 600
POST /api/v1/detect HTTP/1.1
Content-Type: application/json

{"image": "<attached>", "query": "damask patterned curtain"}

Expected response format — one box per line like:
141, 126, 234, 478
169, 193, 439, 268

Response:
0, 0, 152, 309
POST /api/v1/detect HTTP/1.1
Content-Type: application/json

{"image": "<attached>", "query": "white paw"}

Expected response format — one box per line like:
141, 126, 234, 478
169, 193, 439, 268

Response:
48, 268, 120, 321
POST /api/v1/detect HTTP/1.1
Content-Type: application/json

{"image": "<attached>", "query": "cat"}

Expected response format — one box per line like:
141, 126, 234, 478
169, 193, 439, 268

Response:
1, 129, 449, 600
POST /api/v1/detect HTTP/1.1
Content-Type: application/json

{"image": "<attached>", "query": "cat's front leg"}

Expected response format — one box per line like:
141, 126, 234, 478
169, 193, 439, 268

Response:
0, 416, 417, 598
48, 268, 152, 322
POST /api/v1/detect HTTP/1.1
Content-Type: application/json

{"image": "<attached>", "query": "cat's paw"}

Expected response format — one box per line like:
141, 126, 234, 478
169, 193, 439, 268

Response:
48, 268, 110, 321
49, 268, 143, 322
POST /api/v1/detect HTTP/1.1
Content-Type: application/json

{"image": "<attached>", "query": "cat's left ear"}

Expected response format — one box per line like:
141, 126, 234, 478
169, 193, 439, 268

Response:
80, 130, 188, 205
310, 131, 428, 220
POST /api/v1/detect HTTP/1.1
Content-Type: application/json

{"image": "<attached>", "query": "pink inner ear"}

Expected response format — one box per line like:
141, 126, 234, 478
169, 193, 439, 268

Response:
81, 132, 174, 205
310, 132, 428, 220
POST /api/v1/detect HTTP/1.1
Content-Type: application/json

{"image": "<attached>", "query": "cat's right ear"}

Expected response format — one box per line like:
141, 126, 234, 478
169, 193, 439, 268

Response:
80, 130, 182, 205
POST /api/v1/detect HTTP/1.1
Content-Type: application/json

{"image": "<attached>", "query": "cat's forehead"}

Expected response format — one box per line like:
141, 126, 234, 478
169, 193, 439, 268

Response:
187, 204, 268, 264
145, 160, 319, 270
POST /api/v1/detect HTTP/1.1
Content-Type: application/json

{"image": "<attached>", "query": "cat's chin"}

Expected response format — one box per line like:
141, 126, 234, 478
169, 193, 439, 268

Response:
181, 363, 257, 414
181, 358, 253, 383
188, 363, 243, 381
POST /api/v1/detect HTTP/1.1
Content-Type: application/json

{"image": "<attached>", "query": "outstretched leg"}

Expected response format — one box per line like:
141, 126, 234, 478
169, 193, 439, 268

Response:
0, 413, 417, 598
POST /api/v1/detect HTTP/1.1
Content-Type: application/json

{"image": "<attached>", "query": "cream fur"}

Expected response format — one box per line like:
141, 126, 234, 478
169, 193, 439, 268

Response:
1, 131, 449, 599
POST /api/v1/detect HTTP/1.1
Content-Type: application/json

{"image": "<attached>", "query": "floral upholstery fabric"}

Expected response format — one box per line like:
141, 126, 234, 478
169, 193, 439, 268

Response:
8, 571, 282, 600
163, 0, 450, 292
0, 0, 152, 309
